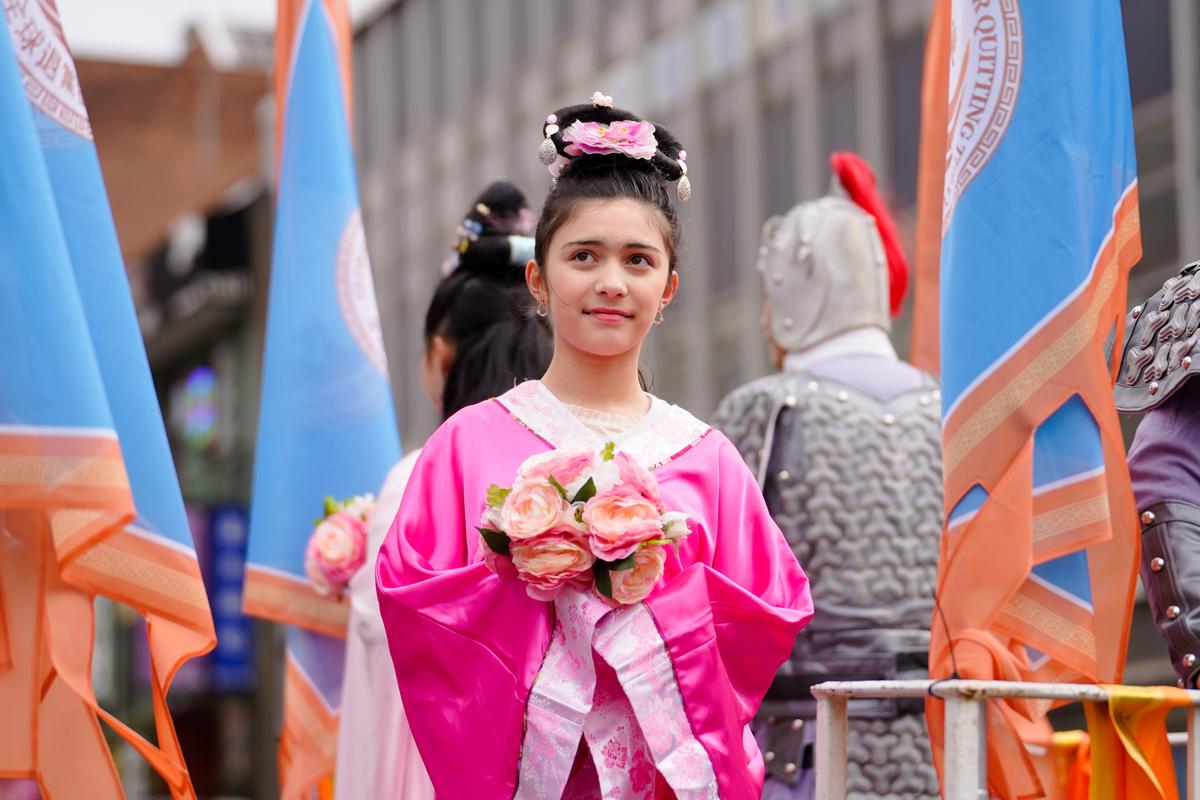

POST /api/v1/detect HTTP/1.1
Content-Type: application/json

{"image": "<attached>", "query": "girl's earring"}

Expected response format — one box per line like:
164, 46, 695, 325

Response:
537, 298, 550, 318
654, 307, 665, 325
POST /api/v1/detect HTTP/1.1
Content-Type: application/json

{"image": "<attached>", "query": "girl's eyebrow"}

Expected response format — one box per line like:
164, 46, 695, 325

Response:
560, 238, 663, 255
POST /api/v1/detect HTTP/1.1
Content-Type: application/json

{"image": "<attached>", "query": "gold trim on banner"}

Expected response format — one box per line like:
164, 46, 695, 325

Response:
243, 569, 349, 636
72, 542, 210, 613
0, 455, 127, 489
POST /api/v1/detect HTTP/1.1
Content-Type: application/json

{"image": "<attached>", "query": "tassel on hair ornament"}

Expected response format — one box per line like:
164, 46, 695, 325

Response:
676, 150, 691, 203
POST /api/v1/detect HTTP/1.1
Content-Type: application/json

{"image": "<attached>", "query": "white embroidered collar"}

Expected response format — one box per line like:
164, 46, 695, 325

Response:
496, 380, 709, 470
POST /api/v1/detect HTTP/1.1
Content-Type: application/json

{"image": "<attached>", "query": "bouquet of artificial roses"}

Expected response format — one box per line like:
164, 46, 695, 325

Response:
304, 494, 374, 597
478, 442, 691, 605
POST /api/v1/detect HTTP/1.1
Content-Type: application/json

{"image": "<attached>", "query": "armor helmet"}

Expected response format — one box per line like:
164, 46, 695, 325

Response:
759, 153, 908, 355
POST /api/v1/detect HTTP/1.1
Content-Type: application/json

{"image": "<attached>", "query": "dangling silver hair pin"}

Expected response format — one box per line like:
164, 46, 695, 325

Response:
539, 113, 560, 166
676, 150, 691, 203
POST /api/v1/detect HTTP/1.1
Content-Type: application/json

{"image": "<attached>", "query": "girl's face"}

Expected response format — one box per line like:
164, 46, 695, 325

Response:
526, 198, 678, 360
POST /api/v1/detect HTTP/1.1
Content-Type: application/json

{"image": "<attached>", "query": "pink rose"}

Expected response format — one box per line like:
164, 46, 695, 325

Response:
517, 449, 594, 495
479, 502, 502, 532
561, 119, 658, 161
612, 452, 664, 512
500, 478, 569, 540
583, 485, 664, 561
610, 545, 666, 605
511, 531, 595, 601
304, 510, 367, 597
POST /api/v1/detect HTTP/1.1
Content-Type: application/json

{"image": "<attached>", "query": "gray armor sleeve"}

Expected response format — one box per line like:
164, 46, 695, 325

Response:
1114, 261, 1200, 413
1139, 501, 1200, 687
711, 381, 782, 488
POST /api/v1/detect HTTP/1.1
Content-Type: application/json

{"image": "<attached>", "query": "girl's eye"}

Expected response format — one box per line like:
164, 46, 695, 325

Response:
628, 254, 653, 267
571, 250, 595, 263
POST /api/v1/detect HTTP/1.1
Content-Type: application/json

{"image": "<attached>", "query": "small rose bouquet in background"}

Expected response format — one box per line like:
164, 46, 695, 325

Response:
305, 494, 374, 597
478, 443, 691, 605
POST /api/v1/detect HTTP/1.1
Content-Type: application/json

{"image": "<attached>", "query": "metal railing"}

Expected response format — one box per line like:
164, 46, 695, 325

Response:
811, 679, 1200, 799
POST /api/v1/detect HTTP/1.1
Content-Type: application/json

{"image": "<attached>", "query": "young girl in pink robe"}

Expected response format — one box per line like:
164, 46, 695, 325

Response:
377, 97, 813, 799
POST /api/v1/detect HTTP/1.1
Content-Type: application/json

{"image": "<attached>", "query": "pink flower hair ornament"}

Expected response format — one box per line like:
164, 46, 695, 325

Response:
538, 94, 692, 202
560, 119, 659, 161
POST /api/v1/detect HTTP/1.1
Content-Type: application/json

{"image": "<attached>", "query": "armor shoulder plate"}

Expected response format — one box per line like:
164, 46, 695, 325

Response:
1115, 261, 1200, 413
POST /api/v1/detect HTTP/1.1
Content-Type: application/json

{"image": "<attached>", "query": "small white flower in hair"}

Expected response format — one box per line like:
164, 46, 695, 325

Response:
591, 91, 614, 108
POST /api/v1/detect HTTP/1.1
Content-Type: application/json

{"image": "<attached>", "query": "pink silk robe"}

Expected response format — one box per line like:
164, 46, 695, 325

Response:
377, 382, 813, 798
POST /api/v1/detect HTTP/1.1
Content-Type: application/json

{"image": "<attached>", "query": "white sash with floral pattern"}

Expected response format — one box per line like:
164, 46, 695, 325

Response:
515, 588, 718, 799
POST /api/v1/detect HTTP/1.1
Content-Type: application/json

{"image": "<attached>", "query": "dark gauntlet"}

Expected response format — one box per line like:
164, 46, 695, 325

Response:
1140, 500, 1200, 687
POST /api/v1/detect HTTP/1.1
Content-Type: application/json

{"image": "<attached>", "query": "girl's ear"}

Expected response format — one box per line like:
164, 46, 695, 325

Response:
660, 270, 680, 309
525, 259, 545, 303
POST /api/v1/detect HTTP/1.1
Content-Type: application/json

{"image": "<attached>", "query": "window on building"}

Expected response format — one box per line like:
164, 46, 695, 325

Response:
468, 0, 488, 92
707, 135, 739, 292
1121, 0, 1172, 105
762, 101, 796, 217
557, 0, 577, 38
822, 70, 858, 167
427, 0, 446, 120
886, 32, 924, 207
1139, 187, 1179, 272
512, 0, 530, 68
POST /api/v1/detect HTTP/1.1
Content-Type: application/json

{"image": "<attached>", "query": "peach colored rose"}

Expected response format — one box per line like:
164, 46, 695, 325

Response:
583, 485, 663, 561
613, 452, 664, 512
499, 478, 568, 540
304, 510, 367, 597
517, 449, 594, 496
511, 531, 595, 601
610, 545, 666, 605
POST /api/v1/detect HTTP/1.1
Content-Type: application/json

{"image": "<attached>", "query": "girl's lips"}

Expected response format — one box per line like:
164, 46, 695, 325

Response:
584, 308, 633, 324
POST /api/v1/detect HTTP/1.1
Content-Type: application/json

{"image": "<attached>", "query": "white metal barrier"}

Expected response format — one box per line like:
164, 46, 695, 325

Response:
810, 679, 1200, 799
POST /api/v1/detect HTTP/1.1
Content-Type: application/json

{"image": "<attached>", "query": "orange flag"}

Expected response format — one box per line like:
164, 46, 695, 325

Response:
908, 0, 949, 374
0, 2, 215, 796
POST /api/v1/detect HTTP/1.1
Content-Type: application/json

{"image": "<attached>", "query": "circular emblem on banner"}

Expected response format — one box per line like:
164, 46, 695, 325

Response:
943, 0, 1023, 228
5, 0, 91, 140
335, 210, 389, 377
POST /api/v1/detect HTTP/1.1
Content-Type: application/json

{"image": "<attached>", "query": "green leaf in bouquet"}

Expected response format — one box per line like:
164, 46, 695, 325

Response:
639, 538, 671, 548
604, 553, 637, 571
594, 563, 614, 599
547, 475, 569, 500
486, 484, 512, 508
571, 478, 597, 504
323, 495, 338, 516
477, 527, 511, 556
600, 441, 616, 462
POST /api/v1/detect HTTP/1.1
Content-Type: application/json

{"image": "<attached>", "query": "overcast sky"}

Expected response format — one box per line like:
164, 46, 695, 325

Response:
57, 0, 392, 63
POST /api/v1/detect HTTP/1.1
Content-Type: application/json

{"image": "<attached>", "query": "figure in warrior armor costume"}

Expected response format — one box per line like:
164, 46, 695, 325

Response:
1114, 261, 1200, 689
712, 153, 942, 799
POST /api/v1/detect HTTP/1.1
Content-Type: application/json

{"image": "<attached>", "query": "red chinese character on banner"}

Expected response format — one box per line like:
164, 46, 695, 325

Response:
17, 19, 44, 54
34, 43, 59, 80
59, 64, 75, 94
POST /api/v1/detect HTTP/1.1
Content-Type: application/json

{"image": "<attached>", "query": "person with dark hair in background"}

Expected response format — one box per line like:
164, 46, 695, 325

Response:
377, 92, 812, 798
334, 180, 551, 800
1113, 262, 1200, 690
711, 154, 942, 799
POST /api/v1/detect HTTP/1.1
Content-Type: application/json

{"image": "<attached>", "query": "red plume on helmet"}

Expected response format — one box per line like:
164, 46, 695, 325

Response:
830, 152, 909, 317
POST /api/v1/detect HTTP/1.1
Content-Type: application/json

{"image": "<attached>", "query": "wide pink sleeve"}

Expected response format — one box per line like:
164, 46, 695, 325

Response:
646, 433, 813, 798
375, 414, 552, 798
